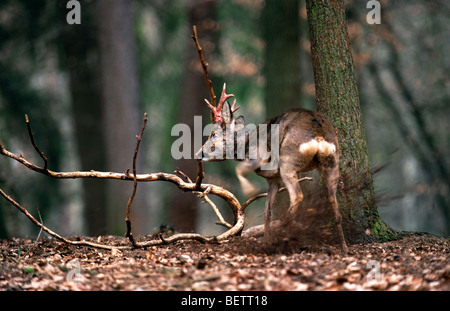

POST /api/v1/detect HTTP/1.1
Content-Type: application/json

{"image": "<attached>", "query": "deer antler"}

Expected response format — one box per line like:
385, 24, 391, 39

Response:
204, 83, 240, 123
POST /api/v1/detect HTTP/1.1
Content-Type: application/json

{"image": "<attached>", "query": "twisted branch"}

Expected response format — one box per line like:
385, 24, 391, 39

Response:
0, 114, 244, 249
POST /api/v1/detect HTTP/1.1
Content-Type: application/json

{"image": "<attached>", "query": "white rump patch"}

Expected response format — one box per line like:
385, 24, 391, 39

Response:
299, 138, 336, 158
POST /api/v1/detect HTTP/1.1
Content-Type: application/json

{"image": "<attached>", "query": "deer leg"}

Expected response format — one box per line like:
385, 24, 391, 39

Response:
264, 179, 280, 242
322, 166, 348, 253
236, 160, 260, 196
280, 169, 304, 215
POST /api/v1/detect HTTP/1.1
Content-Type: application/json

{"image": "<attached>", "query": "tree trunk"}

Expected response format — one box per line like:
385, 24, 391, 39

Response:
262, 0, 301, 117
169, 0, 218, 233
97, 0, 146, 234
305, 0, 394, 241
61, 5, 108, 235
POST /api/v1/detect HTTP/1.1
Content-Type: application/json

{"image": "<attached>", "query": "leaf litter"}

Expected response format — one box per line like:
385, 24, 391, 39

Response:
0, 234, 448, 291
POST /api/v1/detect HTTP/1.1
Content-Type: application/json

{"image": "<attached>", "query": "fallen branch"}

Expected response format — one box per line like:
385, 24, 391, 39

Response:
202, 193, 233, 229
0, 115, 244, 249
0, 172, 243, 249
0, 139, 241, 215
175, 169, 232, 229
0, 188, 128, 250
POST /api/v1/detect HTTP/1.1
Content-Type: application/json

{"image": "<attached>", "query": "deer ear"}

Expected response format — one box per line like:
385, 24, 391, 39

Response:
222, 101, 232, 124
235, 116, 245, 125
234, 115, 245, 131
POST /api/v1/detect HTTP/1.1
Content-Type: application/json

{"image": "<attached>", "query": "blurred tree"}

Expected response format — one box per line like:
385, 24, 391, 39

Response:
0, 0, 64, 236
96, 0, 145, 234
60, 1, 108, 235
169, 0, 218, 233
306, 0, 394, 241
379, 7, 449, 235
262, 0, 301, 117
346, 0, 450, 235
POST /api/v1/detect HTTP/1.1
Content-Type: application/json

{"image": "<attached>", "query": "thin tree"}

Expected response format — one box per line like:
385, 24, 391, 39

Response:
61, 2, 108, 235
97, 0, 146, 234
262, 0, 301, 117
305, 0, 394, 241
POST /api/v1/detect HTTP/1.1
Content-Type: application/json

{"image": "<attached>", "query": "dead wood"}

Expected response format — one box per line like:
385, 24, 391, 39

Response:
0, 111, 247, 250
191, 25, 216, 116
125, 113, 148, 247
0, 188, 127, 250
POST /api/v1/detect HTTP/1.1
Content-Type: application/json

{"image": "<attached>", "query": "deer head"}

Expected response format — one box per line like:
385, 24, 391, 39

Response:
196, 84, 245, 161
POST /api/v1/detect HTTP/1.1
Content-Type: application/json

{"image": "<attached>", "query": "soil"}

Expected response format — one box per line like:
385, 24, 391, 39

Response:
0, 233, 449, 291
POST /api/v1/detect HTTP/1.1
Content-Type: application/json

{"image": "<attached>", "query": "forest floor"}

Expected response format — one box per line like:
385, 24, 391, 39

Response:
0, 233, 449, 291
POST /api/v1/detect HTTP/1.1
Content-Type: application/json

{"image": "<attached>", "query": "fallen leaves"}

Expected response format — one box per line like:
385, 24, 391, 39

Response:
0, 234, 449, 291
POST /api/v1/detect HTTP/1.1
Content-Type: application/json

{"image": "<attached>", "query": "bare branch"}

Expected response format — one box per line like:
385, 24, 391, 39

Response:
0, 188, 128, 250
0, 140, 242, 214
175, 169, 233, 229
1, 183, 244, 250
125, 113, 148, 247
194, 159, 205, 190
191, 25, 216, 114
1, 127, 245, 249
174, 168, 191, 182
202, 195, 233, 229
191, 26, 209, 189
25, 114, 48, 171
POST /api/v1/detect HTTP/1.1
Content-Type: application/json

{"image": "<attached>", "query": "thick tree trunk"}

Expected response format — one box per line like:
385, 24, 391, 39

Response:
97, 0, 146, 234
305, 0, 394, 241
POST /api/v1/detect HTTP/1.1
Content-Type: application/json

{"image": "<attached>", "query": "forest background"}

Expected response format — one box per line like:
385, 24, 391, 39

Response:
0, 0, 449, 240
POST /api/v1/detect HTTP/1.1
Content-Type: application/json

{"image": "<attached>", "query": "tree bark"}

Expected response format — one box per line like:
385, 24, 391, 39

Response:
97, 0, 146, 234
305, 0, 394, 241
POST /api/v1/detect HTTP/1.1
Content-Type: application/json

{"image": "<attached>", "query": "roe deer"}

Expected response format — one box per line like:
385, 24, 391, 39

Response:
195, 84, 348, 252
